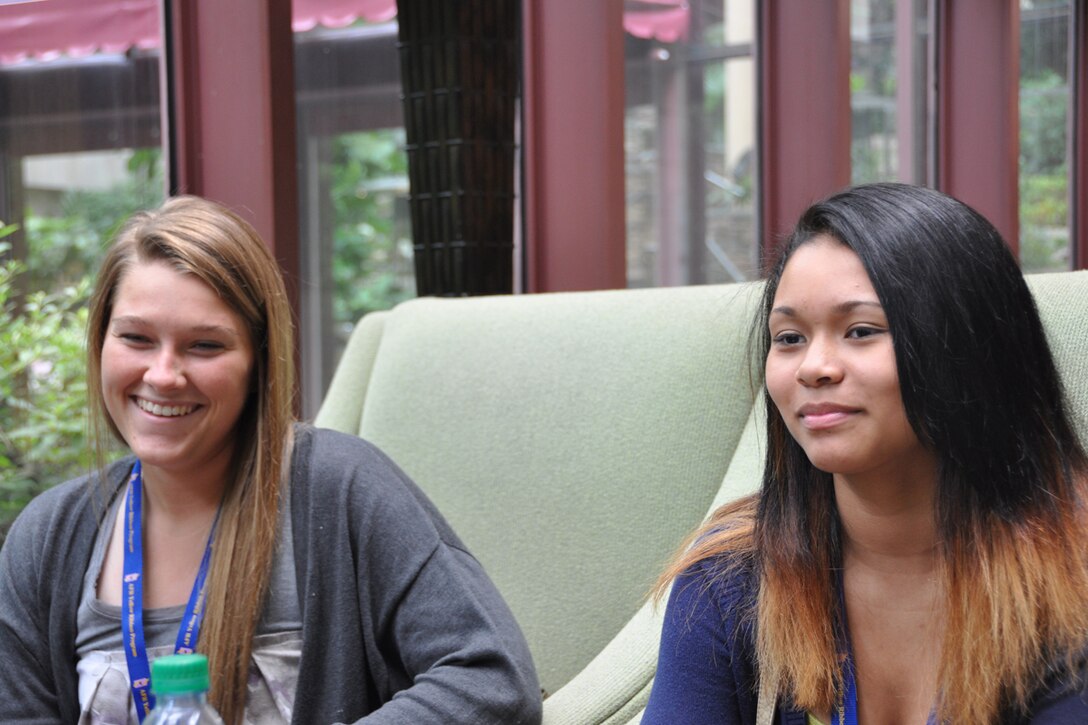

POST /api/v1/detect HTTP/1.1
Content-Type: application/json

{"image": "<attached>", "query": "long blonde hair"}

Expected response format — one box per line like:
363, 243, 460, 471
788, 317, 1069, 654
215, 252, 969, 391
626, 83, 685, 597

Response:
657, 184, 1088, 722
87, 195, 296, 724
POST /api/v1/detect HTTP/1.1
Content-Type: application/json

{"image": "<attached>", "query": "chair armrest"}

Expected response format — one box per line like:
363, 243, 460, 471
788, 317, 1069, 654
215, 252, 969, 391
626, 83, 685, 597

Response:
542, 599, 662, 725
543, 404, 767, 724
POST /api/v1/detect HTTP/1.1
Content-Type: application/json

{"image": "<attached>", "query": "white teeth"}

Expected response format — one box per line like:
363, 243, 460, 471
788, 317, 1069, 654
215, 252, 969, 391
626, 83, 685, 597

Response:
136, 398, 195, 417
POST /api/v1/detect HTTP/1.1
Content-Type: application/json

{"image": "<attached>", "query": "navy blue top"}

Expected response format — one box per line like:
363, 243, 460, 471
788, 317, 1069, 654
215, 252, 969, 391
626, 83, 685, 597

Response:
642, 558, 1088, 724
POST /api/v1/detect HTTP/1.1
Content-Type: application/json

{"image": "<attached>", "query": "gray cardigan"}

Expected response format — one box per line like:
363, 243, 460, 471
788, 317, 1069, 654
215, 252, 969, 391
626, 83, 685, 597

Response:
0, 425, 542, 724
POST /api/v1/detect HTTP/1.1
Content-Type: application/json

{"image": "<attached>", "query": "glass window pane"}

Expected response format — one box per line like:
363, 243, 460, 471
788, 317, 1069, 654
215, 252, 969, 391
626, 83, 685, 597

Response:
1019, 0, 1072, 273
850, 0, 931, 185
293, 11, 413, 416
624, 0, 758, 288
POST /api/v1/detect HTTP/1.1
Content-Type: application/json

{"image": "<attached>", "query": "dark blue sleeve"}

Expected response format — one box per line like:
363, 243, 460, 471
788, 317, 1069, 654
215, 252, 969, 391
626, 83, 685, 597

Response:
642, 564, 757, 725
1028, 678, 1088, 723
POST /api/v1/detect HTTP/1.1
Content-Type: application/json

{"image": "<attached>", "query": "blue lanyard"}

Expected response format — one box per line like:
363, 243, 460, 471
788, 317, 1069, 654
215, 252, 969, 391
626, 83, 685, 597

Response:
121, 461, 218, 722
836, 647, 861, 725
835, 569, 860, 725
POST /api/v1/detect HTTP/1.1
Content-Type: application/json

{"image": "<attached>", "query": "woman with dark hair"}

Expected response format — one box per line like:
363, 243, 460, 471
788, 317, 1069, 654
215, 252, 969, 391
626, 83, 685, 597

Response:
642, 183, 1088, 724
0, 196, 541, 724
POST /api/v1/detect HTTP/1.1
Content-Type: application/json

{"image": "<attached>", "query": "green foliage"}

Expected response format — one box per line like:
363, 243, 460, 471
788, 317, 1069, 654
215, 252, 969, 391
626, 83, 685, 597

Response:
1021, 172, 1068, 228
1020, 172, 1069, 272
0, 239, 94, 543
850, 71, 867, 94
1020, 70, 1068, 176
328, 130, 414, 327
1019, 72, 1070, 272
22, 150, 163, 292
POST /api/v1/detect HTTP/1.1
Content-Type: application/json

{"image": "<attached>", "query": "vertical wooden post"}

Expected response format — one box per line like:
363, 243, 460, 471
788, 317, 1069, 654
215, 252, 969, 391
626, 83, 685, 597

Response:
165, 0, 300, 309
934, 0, 1020, 251
758, 0, 852, 265
1073, 0, 1088, 269
522, 0, 626, 291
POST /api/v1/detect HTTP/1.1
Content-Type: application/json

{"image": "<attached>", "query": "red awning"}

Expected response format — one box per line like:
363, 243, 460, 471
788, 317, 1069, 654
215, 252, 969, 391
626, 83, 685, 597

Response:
0, 0, 689, 66
0, 0, 398, 65
0, 0, 160, 64
623, 0, 690, 43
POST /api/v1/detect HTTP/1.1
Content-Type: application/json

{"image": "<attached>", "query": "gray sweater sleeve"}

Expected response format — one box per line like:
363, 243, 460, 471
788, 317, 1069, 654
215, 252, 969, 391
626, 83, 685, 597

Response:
355, 538, 540, 723
290, 426, 542, 725
0, 493, 66, 723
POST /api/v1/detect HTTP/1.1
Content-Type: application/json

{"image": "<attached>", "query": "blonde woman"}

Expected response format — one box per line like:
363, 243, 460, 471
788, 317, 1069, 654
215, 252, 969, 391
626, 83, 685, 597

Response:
0, 196, 541, 724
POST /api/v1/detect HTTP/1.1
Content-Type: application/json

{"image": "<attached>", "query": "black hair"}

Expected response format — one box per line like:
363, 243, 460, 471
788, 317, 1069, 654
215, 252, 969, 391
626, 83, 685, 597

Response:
756, 182, 1085, 544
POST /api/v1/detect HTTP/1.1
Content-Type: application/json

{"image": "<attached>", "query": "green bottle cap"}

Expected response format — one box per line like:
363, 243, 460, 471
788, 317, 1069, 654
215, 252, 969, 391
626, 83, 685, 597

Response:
151, 653, 211, 695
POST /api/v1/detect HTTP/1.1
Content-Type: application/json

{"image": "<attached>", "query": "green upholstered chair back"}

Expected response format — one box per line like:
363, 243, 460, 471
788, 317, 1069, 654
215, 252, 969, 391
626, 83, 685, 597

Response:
316, 282, 764, 695
1027, 273, 1088, 451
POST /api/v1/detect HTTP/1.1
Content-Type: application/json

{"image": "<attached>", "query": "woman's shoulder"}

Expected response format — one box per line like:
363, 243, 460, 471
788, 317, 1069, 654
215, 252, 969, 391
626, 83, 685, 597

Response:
290, 425, 449, 529
673, 549, 758, 614
288, 425, 473, 576
673, 499, 760, 606
665, 553, 761, 684
1023, 649, 1088, 722
292, 424, 413, 491
295, 424, 396, 466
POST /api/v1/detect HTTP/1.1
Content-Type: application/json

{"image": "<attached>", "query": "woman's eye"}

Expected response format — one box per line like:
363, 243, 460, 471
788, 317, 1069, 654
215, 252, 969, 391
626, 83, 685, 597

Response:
847, 326, 884, 339
772, 332, 804, 346
118, 333, 150, 344
192, 341, 225, 353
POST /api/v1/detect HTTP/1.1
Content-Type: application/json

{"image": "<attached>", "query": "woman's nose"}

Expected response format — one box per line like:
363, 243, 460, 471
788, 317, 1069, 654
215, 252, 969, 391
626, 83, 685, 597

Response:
144, 349, 185, 389
795, 338, 844, 387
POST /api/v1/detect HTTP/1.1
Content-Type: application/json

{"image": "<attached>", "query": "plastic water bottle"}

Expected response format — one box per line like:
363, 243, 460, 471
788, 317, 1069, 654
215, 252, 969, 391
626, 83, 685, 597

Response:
144, 654, 224, 725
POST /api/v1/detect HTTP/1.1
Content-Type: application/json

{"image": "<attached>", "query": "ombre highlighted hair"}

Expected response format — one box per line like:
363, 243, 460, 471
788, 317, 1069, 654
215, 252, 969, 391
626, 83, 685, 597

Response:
657, 183, 1088, 723
87, 195, 296, 724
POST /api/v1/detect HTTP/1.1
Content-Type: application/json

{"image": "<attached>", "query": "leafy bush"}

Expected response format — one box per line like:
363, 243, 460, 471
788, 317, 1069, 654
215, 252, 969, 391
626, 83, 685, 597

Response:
1019, 72, 1070, 273
1021, 172, 1068, 228
0, 240, 95, 543
1020, 70, 1068, 176
329, 130, 415, 328
1019, 172, 1069, 272
22, 150, 163, 294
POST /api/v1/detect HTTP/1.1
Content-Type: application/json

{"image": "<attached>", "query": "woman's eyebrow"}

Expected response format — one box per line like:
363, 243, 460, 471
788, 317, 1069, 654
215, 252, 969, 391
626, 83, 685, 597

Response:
110, 315, 240, 337
190, 324, 241, 338
769, 299, 884, 317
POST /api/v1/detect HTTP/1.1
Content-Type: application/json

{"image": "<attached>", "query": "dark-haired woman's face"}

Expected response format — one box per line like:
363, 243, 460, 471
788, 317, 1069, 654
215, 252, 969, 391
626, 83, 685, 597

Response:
765, 237, 935, 485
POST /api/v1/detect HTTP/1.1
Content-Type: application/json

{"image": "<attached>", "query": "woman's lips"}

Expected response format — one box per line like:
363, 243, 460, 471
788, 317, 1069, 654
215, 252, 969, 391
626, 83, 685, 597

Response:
134, 396, 199, 418
798, 404, 859, 430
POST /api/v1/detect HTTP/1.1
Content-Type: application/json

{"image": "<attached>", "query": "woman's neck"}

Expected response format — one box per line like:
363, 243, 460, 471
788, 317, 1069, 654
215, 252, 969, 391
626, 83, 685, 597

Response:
835, 466, 940, 574
139, 458, 230, 528
96, 457, 230, 608
834, 467, 945, 725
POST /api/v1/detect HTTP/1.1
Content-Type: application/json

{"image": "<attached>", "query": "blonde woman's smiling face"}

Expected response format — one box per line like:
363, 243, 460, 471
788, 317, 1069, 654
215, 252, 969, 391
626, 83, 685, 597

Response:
765, 236, 933, 484
100, 260, 254, 483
